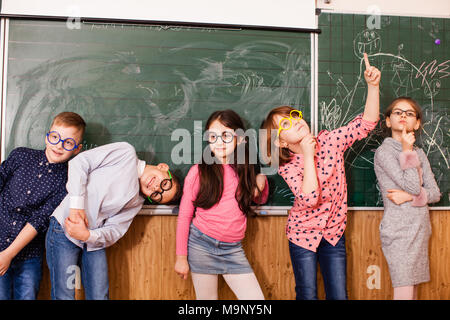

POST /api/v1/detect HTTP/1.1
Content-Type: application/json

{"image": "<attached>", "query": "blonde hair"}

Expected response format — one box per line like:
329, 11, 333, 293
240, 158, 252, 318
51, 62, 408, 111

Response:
51, 112, 86, 138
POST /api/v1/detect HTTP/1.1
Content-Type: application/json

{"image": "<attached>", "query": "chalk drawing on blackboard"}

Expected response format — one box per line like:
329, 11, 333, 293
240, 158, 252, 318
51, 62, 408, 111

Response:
424, 79, 441, 98
272, 184, 296, 203
320, 29, 449, 202
353, 29, 382, 59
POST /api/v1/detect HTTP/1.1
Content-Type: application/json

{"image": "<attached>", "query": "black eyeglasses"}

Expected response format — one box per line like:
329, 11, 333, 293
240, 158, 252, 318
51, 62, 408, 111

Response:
391, 109, 417, 118
205, 131, 236, 144
46, 131, 79, 151
147, 170, 173, 204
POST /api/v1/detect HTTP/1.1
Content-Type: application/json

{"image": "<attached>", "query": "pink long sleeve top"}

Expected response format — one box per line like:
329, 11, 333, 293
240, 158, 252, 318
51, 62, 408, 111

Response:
176, 164, 269, 256
278, 114, 377, 252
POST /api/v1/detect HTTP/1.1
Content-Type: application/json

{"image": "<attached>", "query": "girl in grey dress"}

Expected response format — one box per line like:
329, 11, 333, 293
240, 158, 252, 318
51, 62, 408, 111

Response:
374, 97, 441, 300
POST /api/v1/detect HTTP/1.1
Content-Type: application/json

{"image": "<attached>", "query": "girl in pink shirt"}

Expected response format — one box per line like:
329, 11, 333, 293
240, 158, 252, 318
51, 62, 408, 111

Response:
174, 109, 269, 300
260, 54, 380, 299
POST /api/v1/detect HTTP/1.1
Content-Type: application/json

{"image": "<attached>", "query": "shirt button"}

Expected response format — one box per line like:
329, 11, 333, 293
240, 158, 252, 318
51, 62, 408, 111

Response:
6, 238, 10, 242
27, 190, 31, 194
48, 169, 52, 173
12, 221, 16, 226
38, 174, 42, 178
39, 162, 43, 166
17, 208, 21, 212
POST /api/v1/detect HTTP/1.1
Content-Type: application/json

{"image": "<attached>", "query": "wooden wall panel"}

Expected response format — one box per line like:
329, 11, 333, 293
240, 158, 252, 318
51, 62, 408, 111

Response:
346, 211, 392, 299
160, 216, 196, 300
107, 219, 134, 300
37, 210, 450, 300
420, 211, 450, 299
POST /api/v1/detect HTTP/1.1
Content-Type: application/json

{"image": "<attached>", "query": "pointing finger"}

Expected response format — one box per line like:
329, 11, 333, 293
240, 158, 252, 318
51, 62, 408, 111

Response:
364, 52, 371, 69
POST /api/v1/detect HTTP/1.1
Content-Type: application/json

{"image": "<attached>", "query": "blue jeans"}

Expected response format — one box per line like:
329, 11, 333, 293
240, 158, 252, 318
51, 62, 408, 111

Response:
45, 217, 109, 300
289, 235, 348, 300
0, 256, 42, 300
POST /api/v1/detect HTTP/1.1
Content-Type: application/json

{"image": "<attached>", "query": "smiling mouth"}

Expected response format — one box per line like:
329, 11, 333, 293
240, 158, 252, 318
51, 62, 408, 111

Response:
52, 149, 63, 156
147, 176, 155, 189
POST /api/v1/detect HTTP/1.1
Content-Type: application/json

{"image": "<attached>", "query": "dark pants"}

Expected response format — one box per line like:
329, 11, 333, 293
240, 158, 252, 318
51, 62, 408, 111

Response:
289, 235, 348, 300
45, 217, 109, 300
0, 256, 42, 300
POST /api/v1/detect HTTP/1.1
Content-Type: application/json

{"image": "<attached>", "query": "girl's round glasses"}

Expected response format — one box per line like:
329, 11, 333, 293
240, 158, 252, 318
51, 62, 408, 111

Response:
205, 131, 236, 144
277, 110, 303, 137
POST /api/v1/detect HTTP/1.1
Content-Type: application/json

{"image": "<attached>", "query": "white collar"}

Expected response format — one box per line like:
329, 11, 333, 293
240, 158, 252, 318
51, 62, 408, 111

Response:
137, 159, 146, 178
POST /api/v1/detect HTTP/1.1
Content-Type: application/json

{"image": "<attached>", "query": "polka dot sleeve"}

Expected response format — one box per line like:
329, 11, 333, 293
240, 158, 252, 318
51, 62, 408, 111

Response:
328, 113, 378, 152
279, 160, 320, 208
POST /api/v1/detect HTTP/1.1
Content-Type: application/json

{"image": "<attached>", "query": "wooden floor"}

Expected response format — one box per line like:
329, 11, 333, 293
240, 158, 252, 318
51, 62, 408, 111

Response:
37, 210, 450, 300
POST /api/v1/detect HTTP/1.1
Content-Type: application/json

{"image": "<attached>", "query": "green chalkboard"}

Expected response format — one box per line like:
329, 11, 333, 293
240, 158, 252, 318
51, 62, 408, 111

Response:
318, 13, 449, 207
4, 19, 311, 206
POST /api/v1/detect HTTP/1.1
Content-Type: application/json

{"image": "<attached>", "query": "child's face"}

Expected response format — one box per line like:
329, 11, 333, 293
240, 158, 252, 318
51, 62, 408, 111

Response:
273, 114, 311, 147
139, 163, 177, 204
45, 124, 83, 163
386, 101, 420, 133
207, 119, 240, 162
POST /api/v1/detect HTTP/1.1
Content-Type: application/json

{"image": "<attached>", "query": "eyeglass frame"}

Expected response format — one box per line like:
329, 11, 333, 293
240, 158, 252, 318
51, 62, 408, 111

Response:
277, 109, 303, 137
147, 169, 173, 204
390, 109, 418, 118
46, 131, 80, 151
205, 130, 237, 144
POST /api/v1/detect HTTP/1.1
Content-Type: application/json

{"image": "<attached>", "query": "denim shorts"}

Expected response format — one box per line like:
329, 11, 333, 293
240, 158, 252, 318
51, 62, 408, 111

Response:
187, 223, 253, 274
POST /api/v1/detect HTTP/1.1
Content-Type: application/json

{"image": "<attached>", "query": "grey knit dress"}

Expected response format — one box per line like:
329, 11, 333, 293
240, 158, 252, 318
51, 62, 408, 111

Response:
374, 138, 441, 287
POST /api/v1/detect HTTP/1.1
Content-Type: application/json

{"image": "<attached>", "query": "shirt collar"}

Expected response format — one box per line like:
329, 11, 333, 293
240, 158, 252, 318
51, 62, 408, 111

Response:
137, 159, 146, 178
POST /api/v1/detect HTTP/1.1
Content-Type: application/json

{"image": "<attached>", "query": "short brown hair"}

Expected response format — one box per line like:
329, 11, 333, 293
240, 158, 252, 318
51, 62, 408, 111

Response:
51, 112, 86, 138
167, 172, 183, 205
260, 105, 295, 167
383, 97, 423, 137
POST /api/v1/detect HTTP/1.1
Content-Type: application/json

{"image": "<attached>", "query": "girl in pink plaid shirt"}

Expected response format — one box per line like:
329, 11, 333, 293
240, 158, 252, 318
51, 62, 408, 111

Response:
261, 54, 380, 299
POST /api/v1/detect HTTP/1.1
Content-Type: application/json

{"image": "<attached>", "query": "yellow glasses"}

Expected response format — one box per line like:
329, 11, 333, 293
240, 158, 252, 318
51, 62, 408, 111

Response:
277, 109, 303, 137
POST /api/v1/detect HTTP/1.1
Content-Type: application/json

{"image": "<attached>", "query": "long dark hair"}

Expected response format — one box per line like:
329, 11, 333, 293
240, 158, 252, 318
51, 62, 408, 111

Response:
193, 109, 260, 216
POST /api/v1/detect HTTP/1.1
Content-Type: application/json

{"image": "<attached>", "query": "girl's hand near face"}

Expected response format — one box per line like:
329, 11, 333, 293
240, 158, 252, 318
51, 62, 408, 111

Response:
299, 134, 316, 158
401, 127, 415, 152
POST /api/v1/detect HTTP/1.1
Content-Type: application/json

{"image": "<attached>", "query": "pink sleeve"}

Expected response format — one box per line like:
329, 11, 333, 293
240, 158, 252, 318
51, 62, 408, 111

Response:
399, 151, 421, 170
253, 177, 269, 204
329, 114, 378, 152
279, 161, 320, 208
411, 187, 428, 207
175, 165, 199, 256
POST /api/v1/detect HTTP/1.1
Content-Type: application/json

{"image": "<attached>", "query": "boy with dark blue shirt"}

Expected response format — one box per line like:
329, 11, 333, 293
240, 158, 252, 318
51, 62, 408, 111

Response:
0, 112, 86, 299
